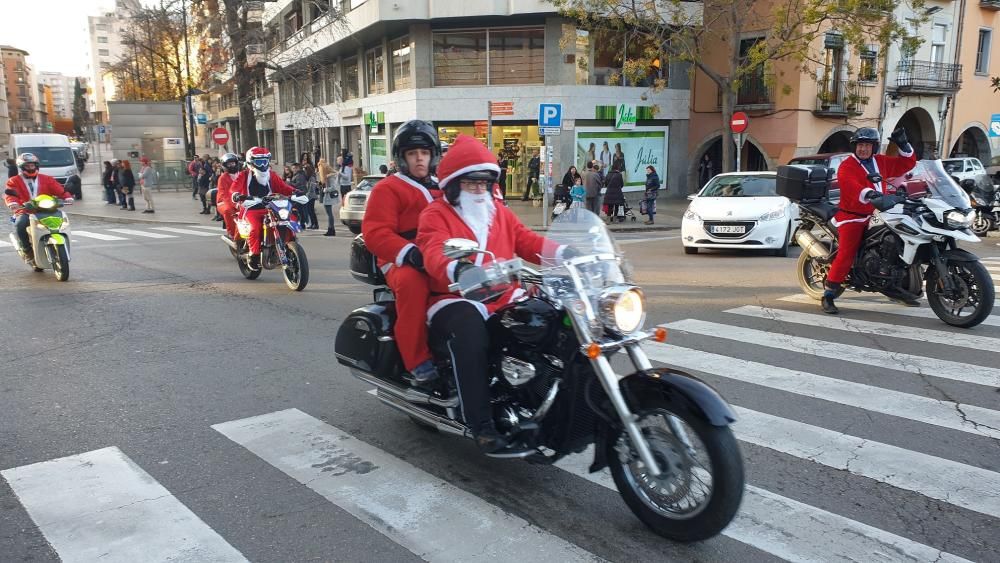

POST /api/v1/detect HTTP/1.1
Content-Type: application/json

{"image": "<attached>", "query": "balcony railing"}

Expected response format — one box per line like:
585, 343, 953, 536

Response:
815, 81, 873, 116
716, 74, 776, 109
896, 60, 962, 94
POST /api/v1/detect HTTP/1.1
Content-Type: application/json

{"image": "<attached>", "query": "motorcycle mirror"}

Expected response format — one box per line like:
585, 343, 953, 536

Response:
4, 188, 17, 197
443, 238, 480, 259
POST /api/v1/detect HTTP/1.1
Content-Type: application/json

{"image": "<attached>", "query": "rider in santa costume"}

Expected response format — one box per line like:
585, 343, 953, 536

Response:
230, 147, 296, 270
417, 134, 568, 452
215, 153, 242, 240
822, 127, 917, 314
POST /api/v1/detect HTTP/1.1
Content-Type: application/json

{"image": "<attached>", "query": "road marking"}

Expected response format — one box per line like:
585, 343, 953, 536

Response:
661, 319, 1000, 388
552, 448, 971, 563
107, 228, 178, 239
836, 292, 1000, 309
726, 306, 1000, 352
617, 235, 681, 245
646, 342, 1000, 439
778, 294, 999, 327
184, 224, 228, 231
0, 240, 12, 248
213, 409, 601, 562
1, 446, 247, 563
71, 230, 128, 241
152, 227, 221, 237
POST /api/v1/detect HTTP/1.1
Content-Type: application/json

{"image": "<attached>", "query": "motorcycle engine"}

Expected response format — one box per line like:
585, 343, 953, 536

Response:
859, 234, 904, 290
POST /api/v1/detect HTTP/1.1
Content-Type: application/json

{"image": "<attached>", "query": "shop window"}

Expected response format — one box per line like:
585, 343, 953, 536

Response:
976, 29, 991, 75
433, 31, 487, 86
366, 45, 385, 95
489, 28, 544, 85
343, 56, 359, 99
390, 35, 411, 91
859, 47, 878, 82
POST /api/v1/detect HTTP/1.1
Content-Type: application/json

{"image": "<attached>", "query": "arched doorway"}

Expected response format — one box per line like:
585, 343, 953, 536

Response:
694, 137, 769, 188
892, 108, 936, 158
950, 126, 991, 163
819, 131, 852, 153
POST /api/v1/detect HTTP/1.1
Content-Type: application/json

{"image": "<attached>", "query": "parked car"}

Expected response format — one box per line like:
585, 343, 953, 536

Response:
983, 155, 1000, 183
942, 157, 989, 186
681, 172, 799, 257
787, 152, 849, 203
339, 175, 385, 234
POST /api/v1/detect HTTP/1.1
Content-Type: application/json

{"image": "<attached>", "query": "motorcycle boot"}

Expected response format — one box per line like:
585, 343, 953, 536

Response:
248, 253, 261, 271
821, 281, 840, 314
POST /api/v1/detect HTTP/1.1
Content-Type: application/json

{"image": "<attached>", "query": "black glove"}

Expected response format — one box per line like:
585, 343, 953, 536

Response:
454, 262, 486, 284
561, 246, 582, 260
403, 246, 424, 270
865, 192, 905, 212
889, 128, 911, 152
232, 193, 248, 203
866, 172, 882, 184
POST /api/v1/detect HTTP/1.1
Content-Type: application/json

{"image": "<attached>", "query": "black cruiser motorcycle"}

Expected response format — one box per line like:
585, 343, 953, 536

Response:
335, 210, 744, 542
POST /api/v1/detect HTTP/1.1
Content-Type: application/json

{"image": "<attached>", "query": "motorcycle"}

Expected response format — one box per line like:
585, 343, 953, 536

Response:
221, 194, 310, 291
335, 210, 745, 542
4, 190, 73, 281
788, 160, 995, 328
957, 178, 999, 236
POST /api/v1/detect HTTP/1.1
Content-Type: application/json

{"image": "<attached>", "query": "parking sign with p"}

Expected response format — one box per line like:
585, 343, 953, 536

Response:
538, 103, 562, 128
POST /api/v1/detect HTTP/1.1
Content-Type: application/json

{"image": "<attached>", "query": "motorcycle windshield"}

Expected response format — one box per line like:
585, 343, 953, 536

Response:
907, 160, 973, 210
541, 209, 629, 299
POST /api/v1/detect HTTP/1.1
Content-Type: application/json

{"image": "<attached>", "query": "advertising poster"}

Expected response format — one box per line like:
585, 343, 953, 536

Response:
369, 138, 387, 173
574, 127, 668, 189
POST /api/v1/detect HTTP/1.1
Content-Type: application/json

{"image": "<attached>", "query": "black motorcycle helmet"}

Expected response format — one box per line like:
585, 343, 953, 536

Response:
221, 152, 240, 174
445, 170, 499, 205
850, 127, 880, 151
392, 120, 441, 176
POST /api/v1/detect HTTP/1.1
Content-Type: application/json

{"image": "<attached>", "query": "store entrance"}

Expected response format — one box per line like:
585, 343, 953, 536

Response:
437, 122, 543, 199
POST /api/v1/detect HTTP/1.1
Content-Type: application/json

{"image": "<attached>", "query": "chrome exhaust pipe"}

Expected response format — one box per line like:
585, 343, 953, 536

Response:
376, 390, 469, 437
795, 229, 830, 259
220, 234, 238, 250
347, 368, 460, 408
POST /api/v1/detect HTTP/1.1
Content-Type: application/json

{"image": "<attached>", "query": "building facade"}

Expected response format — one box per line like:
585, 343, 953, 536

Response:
1, 46, 39, 134
85, 0, 142, 123
260, 0, 691, 199
37, 72, 76, 120
0, 48, 10, 152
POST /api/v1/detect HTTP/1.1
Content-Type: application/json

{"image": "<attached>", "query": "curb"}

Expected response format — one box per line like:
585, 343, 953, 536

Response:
71, 212, 211, 226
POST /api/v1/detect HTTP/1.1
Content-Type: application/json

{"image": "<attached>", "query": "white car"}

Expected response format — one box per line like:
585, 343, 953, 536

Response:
339, 175, 385, 234
681, 172, 799, 257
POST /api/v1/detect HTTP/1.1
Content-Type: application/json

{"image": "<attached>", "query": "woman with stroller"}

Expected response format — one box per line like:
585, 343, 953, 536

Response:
643, 165, 661, 225
603, 163, 626, 222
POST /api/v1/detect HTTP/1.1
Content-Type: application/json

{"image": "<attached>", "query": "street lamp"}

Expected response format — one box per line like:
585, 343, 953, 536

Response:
187, 86, 206, 157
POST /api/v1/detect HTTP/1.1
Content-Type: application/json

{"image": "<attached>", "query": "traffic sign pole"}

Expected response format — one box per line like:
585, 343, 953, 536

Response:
735, 132, 743, 173
730, 112, 749, 172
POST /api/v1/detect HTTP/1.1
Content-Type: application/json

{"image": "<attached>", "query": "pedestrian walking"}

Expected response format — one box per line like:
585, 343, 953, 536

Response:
138, 157, 158, 214
496, 154, 507, 200
187, 155, 203, 200
317, 158, 338, 236
521, 150, 540, 201
378, 164, 388, 175
642, 165, 661, 225
101, 161, 116, 204
312, 145, 321, 167
303, 163, 320, 229
119, 160, 136, 211
603, 163, 626, 222
338, 151, 354, 198
197, 165, 211, 214
699, 153, 715, 189
300, 152, 313, 167
289, 162, 308, 225
582, 160, 602, 216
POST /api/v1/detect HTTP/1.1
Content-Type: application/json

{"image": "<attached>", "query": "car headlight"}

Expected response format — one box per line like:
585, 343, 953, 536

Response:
278, 208, 290, 220
684, 209, 701, 221
759, 206, 786, 221
599, 286, 646, 335
944, 209, 974, 229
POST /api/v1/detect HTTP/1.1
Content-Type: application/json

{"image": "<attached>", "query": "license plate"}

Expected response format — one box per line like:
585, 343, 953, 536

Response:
710, 225, 745, 234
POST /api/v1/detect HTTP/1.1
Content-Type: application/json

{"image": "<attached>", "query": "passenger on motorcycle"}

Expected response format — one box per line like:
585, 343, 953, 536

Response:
417, 134, 568, 452
822, 127, 917, 314
216, 153, 242, 240
229, 147, 296, 270
362, 120, 444, 383
3, 153, 74, 263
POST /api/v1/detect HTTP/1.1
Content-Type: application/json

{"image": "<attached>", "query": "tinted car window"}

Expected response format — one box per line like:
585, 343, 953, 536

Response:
699, 176, 778, 197
943, 160, 962, 173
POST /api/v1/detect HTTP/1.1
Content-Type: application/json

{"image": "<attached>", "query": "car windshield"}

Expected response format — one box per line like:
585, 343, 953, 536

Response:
356, 177, 383, 191
699, 176, 778, 197
20, 147, 75, 167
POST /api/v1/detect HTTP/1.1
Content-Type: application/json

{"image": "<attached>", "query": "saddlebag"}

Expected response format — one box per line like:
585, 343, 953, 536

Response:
350, 234, 386, 285
334, 302, 401, 379
776, 164, 831, 202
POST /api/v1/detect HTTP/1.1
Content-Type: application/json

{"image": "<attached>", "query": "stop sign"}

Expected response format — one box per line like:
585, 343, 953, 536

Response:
730, 112, 749, 134
212, 127, 230, 146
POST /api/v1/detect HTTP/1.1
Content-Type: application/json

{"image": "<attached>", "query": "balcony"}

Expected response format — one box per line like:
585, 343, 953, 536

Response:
814, 81, 874, 117
981, 0, 1000, 10
896, 60, 962, 94
716, 74, 776, 110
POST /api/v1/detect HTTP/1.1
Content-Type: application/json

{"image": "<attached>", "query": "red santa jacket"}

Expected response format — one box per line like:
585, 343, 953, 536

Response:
215, 172, 240, 213
417, 198, 562, 320
362, 173, 443, 274
4, 174, 73, 215
229, 170, 295, 202
835, 150, 917, 224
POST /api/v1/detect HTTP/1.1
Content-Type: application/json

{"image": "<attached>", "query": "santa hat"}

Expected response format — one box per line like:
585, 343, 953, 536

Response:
437, 134, 501, 189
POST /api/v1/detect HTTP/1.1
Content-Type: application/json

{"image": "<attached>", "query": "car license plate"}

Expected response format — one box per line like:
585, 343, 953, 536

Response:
711, 225, 745, 234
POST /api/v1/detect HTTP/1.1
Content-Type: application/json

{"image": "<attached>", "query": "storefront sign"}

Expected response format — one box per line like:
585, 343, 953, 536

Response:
990, 114, 1000, 137
615, 104, 637, 130
365, 111, 384, 133
474, 120, 488, 137
575, 128, 667, 188
490, 101, 514, 116
369, 138, 387, 173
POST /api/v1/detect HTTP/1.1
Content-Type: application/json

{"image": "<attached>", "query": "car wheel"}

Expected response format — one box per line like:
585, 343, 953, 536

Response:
684, 246, 698, 255
349, 225, 361, 235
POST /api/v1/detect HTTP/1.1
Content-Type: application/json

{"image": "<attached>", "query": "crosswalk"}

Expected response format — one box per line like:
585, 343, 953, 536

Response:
3, 285, 1000, 561
0, 223, 229, 249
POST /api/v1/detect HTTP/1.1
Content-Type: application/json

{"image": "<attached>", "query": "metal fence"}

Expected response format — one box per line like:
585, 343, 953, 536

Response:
896, 60, 962, 93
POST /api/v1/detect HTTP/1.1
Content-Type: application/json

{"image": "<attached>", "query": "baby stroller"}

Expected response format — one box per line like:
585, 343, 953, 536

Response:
606, 200, 638, 223
551, 184, 574, 221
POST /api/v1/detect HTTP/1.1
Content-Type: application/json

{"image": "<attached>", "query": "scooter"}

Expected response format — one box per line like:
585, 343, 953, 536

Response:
4, 190, 73, 281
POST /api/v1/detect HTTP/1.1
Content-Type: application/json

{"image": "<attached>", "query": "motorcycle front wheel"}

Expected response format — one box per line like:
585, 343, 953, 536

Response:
237, 254, 261, 280
926, 259, 995, 328
49, 245, 70, 282
608, 398, 744, 542
282, 241, 309, 291
971, 211, 995, 237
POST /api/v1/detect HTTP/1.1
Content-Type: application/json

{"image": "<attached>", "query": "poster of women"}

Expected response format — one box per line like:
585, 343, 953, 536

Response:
574, 128, 667, 189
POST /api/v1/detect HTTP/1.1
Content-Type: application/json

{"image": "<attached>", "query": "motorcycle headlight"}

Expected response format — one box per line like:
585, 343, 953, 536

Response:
278, 208, 290, 220
684, 209, 701, 221
759, 206, 786, 221
599, 286, 646, 335
944, 209, 974, 229
36, 198, 57, 211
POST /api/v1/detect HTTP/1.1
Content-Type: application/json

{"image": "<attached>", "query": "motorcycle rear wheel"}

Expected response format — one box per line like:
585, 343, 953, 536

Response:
926, 260, 995, 328
283, 241, 309, 291
796, 241, 842, 300
608, 398, 744, 543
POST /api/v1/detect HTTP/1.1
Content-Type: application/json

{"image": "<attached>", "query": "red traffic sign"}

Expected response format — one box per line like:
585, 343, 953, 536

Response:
212, 127, 230, 145
730, 112, 749, 134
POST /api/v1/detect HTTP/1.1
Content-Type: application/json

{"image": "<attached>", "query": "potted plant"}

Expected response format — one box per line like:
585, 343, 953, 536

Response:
817, 90, 835, 110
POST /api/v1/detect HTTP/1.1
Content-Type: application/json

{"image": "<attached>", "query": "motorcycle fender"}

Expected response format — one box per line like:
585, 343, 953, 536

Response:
949, 229, 980, 243
940, 248, 981, 263
48, 233, 66, 245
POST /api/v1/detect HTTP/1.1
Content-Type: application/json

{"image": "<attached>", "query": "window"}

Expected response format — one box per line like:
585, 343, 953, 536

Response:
99, 62, 110, 69
97, 36, 108, 43
433, 31, 487, 86
821, 33, 845, 103
343, 56, 359, 99
574, 29, 590, 85
309, 0, 330, 22
489, 28, 544, 84
284, 9, 302, 38
96, 23, 109, 31
98, 49, 110, 56
311, 67, 325, 105
365, 45, 385, 95
976, 29, 992, 74
324, 63, 340, 102
931, 23, 947, 64
859, 48, 878, 82
390, 35, 411, 91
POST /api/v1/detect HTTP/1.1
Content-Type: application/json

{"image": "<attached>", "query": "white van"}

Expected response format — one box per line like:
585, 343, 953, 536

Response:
8, 134, 82, 198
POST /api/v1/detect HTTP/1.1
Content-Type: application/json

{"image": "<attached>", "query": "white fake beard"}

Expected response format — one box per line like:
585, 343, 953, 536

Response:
458, 190, 495, 247
253, 169, 270, 184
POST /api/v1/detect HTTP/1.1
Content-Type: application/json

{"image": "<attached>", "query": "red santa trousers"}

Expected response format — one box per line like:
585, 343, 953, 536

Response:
385, 264, 433, 371
240, 208, 268, 254
827, 220, 867, 285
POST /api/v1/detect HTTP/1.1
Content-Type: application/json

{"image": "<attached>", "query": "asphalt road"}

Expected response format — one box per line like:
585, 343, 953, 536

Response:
2, 214, 999, 562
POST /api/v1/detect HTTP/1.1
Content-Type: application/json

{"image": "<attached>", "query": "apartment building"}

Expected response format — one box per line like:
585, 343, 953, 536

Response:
260, 0, 692, 198
0, 49, 10, 152
37, 72, 79, 120
1, 46, 39, 133
85, 0, 143, 123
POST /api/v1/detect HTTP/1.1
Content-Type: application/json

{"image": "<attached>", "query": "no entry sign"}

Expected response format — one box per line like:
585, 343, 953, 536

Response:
730, 112, 749, 134
212, 127, 230, 146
